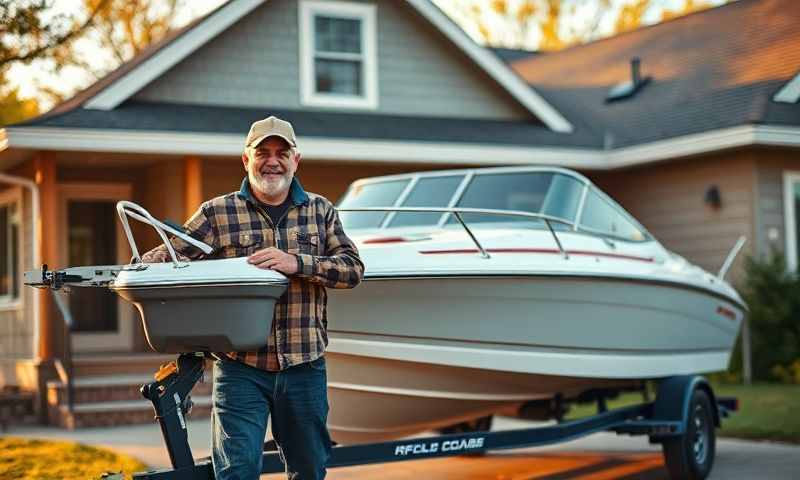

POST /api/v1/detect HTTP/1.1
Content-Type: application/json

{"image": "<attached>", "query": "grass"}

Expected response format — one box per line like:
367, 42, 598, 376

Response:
0, 437, 149, 480
565, 383, 800, 444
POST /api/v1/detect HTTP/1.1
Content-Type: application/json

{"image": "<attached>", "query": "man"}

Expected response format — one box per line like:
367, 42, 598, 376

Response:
141, 116, 364, 479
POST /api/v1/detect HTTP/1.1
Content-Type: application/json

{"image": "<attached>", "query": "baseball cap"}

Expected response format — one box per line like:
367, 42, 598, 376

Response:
245, 116, 297, 149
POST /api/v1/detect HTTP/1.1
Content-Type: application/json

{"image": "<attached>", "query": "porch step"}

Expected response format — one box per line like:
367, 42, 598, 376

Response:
50, 396, 212, 429
70, 353, 176, 377
46, 355, 214, 429
46, 373, 212, 406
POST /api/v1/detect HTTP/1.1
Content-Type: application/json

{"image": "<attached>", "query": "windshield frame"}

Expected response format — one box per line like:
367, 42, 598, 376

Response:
338, 166, 654, 243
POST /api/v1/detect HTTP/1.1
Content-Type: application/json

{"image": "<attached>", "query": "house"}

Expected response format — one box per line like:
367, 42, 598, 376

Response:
0, 0, 797, 427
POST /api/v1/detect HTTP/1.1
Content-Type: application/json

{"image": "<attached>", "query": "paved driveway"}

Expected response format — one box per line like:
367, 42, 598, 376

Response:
9, 416, 799, 479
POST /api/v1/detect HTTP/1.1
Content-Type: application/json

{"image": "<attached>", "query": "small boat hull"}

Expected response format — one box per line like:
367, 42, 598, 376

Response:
115, 283, 285, 353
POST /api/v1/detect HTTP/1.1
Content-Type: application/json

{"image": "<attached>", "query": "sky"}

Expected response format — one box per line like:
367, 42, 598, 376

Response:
8, 0, 727, 111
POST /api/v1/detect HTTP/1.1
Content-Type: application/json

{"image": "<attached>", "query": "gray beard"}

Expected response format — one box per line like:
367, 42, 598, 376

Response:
249, 168, 292, 200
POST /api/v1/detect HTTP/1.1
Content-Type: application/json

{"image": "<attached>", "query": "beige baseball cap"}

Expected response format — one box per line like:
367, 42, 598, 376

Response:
245, 116, 297, 149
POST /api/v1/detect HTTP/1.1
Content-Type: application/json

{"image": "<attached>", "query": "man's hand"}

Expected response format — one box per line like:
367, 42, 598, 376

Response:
248, 247, 299, 275
140, 248, 189, 264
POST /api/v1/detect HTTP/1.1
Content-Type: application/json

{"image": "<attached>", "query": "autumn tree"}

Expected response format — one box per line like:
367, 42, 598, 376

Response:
83, 0, 179, 70
437, 0, 725, 52
0, 0, 108, 68
1, 0, 190, 125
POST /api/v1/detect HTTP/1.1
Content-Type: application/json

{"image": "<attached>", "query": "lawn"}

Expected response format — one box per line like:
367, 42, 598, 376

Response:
0, 437, 148, 480
566, 383, 800, 444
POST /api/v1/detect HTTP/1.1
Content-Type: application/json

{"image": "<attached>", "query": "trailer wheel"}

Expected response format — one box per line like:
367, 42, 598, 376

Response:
662, 388, 716, 480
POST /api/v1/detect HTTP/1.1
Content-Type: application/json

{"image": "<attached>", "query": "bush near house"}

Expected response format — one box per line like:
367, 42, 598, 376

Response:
737, 252, 800, 383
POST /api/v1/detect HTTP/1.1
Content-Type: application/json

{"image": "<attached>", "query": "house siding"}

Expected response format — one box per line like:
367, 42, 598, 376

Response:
0, 184, 35, 385
133, 0, 530, 121
753, 147, 800, 260
589, 150, 757, 284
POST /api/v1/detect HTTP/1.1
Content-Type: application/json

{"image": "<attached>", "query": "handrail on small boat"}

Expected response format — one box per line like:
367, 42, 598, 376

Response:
116, 201, 214, 268
336, 207, 574, 260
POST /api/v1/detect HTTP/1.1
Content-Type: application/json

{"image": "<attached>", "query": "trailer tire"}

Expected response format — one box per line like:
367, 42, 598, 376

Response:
662, 388, 716, 480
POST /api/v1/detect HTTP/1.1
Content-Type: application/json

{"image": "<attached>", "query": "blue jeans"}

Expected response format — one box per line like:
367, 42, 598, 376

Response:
211, 356, 331, 480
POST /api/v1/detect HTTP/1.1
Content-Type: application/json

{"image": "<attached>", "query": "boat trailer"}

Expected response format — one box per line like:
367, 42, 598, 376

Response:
25, 201, 738, 480
115, 353, 736, 480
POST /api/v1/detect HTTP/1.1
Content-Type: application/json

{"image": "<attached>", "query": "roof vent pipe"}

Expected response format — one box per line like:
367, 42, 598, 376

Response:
606, 57, 652, 102
631, 57, 642, 86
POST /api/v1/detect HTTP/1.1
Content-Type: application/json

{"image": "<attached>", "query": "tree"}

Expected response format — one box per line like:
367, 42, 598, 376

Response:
0, 0, 107, 69
435, 0, 727, 52
0, 70, 39, 126
661, 0, 716, 21
1, 0, 190, 123
83, 0, 179, 69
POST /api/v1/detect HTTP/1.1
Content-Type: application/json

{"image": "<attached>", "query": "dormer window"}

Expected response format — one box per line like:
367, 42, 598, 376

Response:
300, 1, 377, 109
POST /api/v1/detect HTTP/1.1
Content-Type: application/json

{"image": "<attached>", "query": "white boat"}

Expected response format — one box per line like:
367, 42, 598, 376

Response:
324, 166, 746, 444
25, 168, 745, 447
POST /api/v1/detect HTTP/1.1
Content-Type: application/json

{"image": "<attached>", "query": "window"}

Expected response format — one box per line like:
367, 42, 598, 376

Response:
0, 195, 21, 304
338, 179, 409, 229
387, 176, 465, 228
300, 1, 377, 109
578, 189, 646, 241
783, 172, 800, 270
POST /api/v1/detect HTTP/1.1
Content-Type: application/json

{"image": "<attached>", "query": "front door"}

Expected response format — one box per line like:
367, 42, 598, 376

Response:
59, 183, 135, 352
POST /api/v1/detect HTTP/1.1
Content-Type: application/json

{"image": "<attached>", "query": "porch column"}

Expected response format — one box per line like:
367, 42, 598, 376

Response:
33, 152, 60, 423
184, 156, 203, 219
34, 152, 59, 362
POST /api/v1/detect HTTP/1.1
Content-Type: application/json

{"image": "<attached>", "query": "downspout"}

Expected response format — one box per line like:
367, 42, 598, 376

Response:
0, 172, 41, 361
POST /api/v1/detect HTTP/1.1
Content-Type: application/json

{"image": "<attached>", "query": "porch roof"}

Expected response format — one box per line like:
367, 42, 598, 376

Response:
14, 101, 599, 148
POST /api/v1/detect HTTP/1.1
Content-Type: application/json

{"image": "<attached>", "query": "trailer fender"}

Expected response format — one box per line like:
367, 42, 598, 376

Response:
653, 376, 720, 431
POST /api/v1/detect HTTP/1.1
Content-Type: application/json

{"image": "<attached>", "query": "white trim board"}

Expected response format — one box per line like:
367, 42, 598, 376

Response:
4, 124, 800, 170
80, 0, 572, 133
774, 72, 800, 104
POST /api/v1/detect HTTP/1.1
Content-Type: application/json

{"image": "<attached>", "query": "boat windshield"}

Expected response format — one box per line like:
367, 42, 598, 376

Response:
338, 171, 584, 230
338, 169, 651, 241
448, 172, 583, 230
338, 179, 410, 229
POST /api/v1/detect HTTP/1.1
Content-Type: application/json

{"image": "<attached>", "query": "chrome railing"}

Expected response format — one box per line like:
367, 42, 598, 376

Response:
337, 207, 575, 260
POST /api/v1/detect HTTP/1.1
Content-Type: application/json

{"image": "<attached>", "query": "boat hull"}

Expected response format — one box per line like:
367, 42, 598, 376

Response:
323, 274, 743, 443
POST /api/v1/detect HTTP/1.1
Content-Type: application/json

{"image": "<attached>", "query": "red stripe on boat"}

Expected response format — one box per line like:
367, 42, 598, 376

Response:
363, 236, 408, 244
418, 248, 654, 263
716, 305, 737, 321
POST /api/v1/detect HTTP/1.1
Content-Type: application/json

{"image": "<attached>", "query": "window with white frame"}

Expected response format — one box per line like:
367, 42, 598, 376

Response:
0, 194, 21, 304
783, 171, 800, 270
299, 0, 377, 109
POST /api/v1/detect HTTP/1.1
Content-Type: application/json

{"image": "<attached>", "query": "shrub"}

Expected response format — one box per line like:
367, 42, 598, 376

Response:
739, 252, 800, 383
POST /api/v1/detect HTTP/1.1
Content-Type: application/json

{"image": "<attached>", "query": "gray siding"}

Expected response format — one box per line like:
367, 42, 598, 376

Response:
0, 187, 35, 368
753, 148, 800, 260
134, 0, 530, 120
589, 151, 756, 284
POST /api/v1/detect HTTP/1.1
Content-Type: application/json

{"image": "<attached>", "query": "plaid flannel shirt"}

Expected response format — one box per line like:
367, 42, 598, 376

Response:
144, 177, 364, 371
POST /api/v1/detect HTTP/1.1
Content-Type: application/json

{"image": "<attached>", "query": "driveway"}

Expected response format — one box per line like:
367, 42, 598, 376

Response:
9, 416, 799, 479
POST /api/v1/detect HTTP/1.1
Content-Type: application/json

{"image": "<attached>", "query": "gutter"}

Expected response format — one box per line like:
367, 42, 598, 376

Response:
3, 124, 799, 170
